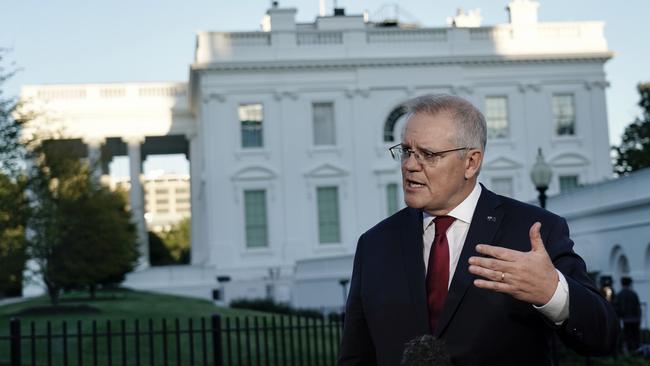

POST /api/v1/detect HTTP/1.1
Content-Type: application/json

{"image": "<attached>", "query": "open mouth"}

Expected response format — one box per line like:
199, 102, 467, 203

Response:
406, 179, 426, 188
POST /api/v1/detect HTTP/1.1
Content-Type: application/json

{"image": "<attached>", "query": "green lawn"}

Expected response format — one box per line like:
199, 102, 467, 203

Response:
0, 289, 342, 366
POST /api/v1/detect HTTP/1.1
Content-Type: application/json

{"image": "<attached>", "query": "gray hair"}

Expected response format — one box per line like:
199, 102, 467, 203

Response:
402, 94, 487, 152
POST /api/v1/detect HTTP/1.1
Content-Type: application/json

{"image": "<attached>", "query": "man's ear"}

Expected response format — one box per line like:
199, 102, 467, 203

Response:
464, 149, 483, 179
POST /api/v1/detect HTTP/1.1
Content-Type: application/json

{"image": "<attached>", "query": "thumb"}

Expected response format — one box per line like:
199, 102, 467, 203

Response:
529, 222, 545, 252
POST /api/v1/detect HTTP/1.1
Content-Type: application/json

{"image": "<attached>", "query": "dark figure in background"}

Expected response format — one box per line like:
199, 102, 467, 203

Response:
338, 94, 619, 365
401, 335, 452, 366
600, 276, 615, 303
615, 276, 641, 353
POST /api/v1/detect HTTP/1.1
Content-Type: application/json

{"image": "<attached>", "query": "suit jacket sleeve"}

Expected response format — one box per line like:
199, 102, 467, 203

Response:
548, 218, 619, 355
338, 234, 377, 365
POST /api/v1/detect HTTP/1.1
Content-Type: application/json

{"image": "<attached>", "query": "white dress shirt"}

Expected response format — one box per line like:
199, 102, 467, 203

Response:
422, 183, 569, 324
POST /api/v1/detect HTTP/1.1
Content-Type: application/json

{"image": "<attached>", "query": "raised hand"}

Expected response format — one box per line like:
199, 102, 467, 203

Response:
468, 222, 559, 306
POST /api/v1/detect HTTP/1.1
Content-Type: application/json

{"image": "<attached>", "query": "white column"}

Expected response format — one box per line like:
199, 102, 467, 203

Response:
83, 137, 104, 183
187, 130, 208, 265
126, 136, 149, 269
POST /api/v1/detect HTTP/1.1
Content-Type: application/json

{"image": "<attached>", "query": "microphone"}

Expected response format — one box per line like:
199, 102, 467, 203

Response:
401, 334, 452, 366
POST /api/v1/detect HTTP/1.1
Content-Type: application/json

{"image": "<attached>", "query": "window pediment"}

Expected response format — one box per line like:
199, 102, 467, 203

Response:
549, 153, 589, 167
483, 156, 522, 170
231, 165, 277, 181
304, 163, 349, 178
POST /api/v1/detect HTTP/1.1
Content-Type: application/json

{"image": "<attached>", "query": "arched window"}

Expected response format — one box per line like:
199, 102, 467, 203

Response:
383, 105, 408, 143
610, 245, 630, 289
616, 255, 630, 278
609, 245, 623, 270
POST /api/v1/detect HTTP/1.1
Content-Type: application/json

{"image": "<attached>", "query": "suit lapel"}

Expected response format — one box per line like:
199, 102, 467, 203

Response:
400, 208, 430, 332
434, 186, 504, 336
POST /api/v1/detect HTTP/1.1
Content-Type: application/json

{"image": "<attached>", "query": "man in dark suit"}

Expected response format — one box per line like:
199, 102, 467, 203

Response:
615, 276, 641, 353
338, 94, 618, 365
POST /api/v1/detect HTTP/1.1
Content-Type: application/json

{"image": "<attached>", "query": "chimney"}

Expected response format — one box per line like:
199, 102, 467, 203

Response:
265, 4, 297, 31
507, 0, 539, 26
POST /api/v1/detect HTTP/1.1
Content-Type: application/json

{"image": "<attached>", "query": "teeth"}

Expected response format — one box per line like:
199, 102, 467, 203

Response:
409, 182, 424, 188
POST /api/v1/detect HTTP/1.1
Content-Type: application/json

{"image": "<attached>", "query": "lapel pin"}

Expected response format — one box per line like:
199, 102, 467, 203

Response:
486, 216, 496, 222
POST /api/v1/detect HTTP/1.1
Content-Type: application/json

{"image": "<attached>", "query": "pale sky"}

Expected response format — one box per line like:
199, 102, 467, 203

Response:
2, 0, 648, 177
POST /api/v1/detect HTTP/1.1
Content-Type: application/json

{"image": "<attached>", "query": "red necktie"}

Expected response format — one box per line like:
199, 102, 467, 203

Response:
426, 215, 455, 332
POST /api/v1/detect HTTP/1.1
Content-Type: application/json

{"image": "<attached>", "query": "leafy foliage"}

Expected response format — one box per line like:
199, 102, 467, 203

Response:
159, 217, 190, 264
230, 298, 324, 318
27, 142, 139, 303
0, 174, 29, 297
0, 50, 29, 298
149, 231, 175, 266
613, 83, 650, 175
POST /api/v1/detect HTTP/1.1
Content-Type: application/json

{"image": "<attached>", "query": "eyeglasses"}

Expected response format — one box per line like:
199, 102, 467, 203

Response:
388, 144, 471, 166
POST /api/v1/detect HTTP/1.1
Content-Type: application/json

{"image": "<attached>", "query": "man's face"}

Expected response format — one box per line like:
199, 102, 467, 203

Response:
401, 112, 478, 216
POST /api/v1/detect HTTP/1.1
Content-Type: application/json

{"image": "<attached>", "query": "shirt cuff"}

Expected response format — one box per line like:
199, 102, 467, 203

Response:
533, 269, 569, 325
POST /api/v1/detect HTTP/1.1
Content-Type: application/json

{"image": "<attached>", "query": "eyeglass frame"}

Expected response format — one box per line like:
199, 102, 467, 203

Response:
388, 143, 473, 166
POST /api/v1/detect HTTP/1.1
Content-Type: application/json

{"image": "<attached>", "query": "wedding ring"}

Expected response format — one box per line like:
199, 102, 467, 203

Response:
500, 272, 505, 282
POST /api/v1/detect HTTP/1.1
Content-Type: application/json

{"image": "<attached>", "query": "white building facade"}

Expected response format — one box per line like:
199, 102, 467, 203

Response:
188, 0, 613, 307
22, 0, 619, 308
547, 168, 650, 329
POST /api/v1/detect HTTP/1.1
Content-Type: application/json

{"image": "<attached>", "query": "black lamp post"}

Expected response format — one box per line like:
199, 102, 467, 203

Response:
530, 148, 553, 209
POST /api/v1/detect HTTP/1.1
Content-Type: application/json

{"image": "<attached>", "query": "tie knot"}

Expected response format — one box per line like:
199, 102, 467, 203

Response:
434, 215, 455, 236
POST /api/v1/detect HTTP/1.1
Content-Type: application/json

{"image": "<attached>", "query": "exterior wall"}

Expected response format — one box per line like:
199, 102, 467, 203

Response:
191, 3, 614, 305
21, 82, 192, 141
547, 168, 650, 329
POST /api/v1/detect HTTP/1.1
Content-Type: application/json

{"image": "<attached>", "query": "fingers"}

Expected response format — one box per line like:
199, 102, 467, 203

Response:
468, 264, 508, 283
475, 244, 521, 262
468, 256, 511, 274
473, 278, 515, 294
529, 222, 545, 252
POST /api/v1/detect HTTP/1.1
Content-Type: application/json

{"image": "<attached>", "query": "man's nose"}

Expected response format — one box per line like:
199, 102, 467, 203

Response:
403, 153, 422, 171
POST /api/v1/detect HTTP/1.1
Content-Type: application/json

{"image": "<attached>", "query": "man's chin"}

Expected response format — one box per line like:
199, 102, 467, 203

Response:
404, 196, 425, 210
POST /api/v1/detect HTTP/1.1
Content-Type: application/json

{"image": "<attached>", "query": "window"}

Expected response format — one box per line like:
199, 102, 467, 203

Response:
156, 199, 168, 205
244, 190, 268, 248
491, 177, 513, 197
485, 96, 509, 139
317, 187, 341, 244
386, 183, 399, 215
155, 189, 168, 195
175, 188, 188, 194
239, 103, 264, 148
553, 94, 575, 136
312, 102, 336, 146
559, 175, 579, 193
383, 105, 408, 143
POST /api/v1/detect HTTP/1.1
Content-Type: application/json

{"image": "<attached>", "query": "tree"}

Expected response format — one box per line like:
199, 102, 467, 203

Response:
613, 83, 650, 175
0, 48, 26, 176
28, 141, 139, 303
0, 174, 28, 297
0, 49, 29, 298
149, 231, 175, 266
159, 217, 191, 264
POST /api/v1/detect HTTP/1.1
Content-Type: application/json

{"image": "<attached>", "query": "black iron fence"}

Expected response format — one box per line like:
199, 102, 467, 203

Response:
0, 314, 345, 366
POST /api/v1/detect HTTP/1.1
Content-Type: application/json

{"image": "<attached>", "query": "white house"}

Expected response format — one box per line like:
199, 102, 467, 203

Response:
21, 0, 621, 309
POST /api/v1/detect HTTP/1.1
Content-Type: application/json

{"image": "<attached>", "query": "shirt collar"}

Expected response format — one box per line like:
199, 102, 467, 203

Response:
423, 183, 482, 230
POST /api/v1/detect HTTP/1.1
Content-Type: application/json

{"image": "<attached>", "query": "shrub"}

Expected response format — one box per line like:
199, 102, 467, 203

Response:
230, 298, 323, 318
